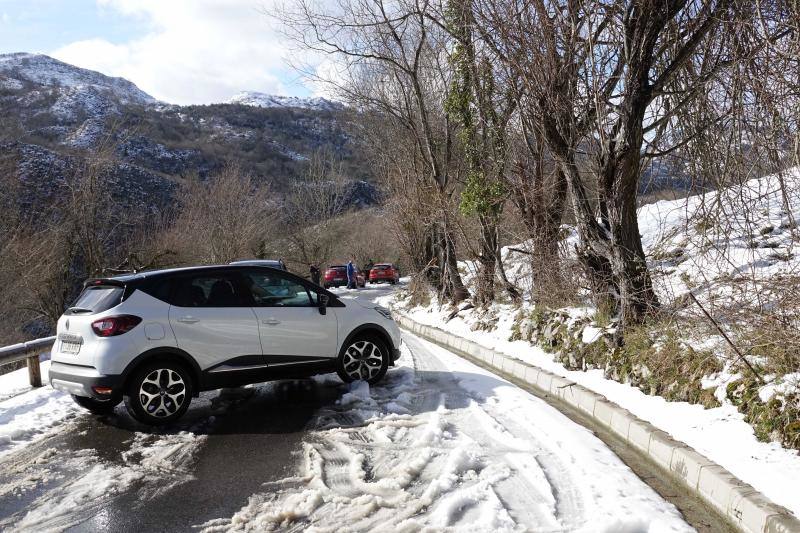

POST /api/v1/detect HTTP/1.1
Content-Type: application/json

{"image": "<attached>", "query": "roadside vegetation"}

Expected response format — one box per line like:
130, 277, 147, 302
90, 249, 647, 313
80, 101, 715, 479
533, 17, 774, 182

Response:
0, 144, 403, 346
276, 0, 800, 450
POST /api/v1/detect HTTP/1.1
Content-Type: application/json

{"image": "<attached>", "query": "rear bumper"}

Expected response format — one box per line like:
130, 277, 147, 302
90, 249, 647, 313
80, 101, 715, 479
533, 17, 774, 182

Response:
49, 361, 123, 399
390, 347, 400, 365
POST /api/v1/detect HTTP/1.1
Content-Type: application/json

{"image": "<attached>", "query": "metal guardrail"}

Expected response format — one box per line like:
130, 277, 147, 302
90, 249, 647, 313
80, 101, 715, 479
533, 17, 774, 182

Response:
0, 336, 56, 387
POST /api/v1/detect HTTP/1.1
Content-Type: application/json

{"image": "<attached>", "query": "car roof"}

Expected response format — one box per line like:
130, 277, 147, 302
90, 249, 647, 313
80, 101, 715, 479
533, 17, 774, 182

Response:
91, 264, 286, 285
229, 259, 283, 266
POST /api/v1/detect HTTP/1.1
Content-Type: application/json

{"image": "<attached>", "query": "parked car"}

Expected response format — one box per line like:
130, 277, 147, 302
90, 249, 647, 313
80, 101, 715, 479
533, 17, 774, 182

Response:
323, 265, 365, 289
229, 259, 287, 271
49, 264, 401, 425
369, 263, 400, 285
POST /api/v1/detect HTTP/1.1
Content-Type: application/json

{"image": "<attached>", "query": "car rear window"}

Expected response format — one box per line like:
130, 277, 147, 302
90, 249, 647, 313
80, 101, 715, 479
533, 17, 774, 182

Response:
67, 285, 124, 315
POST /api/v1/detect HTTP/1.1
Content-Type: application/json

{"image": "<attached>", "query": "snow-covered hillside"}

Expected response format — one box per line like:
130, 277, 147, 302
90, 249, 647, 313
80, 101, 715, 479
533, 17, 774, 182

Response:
228, 91, 343, 112
387, 167, 800, 517
0, 53, 156, 105
642, 168, 800, 306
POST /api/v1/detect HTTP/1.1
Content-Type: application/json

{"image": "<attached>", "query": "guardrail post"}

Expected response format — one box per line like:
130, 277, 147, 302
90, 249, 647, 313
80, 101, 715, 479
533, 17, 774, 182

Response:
27, 355, 42, 387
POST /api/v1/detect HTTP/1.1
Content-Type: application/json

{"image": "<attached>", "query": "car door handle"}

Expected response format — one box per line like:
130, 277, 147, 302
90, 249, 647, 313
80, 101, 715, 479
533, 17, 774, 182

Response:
177, 316, 199, 324
262, 318, 281, 326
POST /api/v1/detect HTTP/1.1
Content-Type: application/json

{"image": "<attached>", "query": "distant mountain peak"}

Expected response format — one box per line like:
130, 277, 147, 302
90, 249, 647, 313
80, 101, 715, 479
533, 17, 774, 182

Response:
0, 52, 156, 106
228, 91, 343, 111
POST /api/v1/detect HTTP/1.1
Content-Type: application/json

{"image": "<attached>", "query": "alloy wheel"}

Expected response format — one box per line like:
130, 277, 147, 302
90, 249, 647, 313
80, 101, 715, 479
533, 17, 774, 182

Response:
342, 340, 383, 381
138, 368, 187, 418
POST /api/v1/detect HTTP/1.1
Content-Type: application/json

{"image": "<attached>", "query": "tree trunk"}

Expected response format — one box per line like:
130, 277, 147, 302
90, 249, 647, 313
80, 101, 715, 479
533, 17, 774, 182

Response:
549, 146, 618, 313
605, 152, 659, 324
474, 215, 497, 307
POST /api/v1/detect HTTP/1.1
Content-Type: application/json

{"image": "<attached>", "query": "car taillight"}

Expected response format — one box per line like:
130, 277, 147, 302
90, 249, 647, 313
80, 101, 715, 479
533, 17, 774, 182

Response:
91, 315, 142, 337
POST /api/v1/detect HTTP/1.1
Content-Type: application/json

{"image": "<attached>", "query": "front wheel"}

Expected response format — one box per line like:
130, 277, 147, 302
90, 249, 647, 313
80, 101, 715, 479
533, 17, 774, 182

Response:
336, 335, 389, 385
124, 361, 193, 425
72, 394, 121, 415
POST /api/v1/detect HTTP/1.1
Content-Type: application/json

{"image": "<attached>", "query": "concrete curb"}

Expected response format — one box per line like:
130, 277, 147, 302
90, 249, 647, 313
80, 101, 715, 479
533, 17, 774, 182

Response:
394, 313, 800, 533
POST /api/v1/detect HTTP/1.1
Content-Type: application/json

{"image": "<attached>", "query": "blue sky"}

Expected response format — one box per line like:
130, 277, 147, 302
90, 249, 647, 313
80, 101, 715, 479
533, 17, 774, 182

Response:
0, 0, 313, 104
0, 0, 147, 54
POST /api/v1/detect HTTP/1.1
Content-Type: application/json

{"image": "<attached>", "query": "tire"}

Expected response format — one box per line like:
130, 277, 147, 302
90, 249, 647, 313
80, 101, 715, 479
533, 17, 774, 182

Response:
336, 334, 390, 385
72, 394, 121, 415
124, 361, 193, 425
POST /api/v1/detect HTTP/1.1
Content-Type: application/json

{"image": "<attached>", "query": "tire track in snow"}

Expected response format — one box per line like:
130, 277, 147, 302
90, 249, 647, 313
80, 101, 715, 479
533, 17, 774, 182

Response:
403, 333, 585, 531
196, 334, 589, 532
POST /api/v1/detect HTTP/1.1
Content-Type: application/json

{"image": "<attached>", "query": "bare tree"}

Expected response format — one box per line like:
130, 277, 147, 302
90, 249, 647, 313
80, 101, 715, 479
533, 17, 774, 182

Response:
446, 0, 520, 305
473, 0, 787, 326
283, 148, 353, 267
168, 165, 275, 264
279, 0, 470, 303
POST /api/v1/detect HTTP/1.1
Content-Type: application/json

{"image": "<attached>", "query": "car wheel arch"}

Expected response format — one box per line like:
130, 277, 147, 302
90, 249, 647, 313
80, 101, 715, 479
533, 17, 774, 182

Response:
121, 347, 202, 397
339, 323, 393, 359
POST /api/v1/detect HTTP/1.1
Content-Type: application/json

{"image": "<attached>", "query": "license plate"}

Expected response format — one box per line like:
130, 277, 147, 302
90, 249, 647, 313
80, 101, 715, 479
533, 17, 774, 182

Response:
61, 341, 81, 354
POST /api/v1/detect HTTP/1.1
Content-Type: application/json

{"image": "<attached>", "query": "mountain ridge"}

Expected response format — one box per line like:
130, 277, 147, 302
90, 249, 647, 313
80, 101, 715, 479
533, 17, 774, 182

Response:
0, 52, 378, 225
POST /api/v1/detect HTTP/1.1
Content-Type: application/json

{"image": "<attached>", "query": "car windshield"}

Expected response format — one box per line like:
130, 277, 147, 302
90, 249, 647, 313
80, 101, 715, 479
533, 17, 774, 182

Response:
67, 285, 124, 315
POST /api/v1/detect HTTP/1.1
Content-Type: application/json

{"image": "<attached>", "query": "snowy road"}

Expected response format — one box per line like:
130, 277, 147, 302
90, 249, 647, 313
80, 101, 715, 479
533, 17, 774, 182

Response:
0, 285, 693, 532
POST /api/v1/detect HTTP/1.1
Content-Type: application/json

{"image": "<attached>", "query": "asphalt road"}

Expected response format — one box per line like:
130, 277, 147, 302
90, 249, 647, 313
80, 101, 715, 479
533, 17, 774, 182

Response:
0, 285, 397, 532
0, 283, 723, 532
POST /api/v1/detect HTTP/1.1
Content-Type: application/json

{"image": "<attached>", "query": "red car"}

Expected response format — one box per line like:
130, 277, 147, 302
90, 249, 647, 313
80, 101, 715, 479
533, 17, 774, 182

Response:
324, 265, 365, 289
369, 263, 400, 285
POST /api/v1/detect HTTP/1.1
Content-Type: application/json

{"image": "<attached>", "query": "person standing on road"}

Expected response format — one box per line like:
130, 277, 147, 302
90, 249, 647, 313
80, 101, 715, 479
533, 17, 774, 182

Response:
309, 263, 320, 286
346, 259, 357, 290
364, 259, 374, 282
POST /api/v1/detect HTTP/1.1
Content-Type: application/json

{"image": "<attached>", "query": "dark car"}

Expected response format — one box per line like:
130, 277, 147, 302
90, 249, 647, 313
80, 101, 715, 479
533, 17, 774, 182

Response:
369, 263, 400, 285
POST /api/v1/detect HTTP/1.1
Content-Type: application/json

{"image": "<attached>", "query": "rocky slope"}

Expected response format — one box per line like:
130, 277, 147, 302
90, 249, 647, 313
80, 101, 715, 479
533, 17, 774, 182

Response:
0, 53, 377, 218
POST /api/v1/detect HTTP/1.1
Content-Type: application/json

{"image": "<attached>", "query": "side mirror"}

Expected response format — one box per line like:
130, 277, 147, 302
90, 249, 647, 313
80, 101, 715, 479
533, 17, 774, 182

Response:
318, 294, 329, 315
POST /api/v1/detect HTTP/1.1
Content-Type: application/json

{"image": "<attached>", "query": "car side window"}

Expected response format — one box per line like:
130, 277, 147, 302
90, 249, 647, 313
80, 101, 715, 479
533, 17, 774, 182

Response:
243, 271, 313, 307
172, 274, 245, 307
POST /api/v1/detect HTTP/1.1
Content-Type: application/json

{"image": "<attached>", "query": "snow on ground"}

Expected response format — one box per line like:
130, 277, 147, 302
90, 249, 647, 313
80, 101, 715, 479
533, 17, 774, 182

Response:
383, 295, 800, 519
2, 430, 206, 532
198, 309, 692, 532
375, 168, 800, 519
0, 361, 81, 459
640, 168, 800, 319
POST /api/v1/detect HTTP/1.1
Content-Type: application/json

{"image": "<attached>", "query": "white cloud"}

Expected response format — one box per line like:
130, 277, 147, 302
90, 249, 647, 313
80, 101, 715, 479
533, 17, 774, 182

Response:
51, 0, 308, 105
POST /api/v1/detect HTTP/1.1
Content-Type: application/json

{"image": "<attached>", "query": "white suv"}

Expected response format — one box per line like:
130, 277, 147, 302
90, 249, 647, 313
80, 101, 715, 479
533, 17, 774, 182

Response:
49, 265, 401, 425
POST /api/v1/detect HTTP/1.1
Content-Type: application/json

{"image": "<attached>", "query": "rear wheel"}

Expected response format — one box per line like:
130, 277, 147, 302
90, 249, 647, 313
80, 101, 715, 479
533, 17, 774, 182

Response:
124, 361, 193, 425
72, 394, 120, 415
336, 334, 389, 385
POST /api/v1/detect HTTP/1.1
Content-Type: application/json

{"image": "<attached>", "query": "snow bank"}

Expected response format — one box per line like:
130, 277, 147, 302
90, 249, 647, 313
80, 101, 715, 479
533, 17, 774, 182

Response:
383, 294, 800, 519
0, 362, 80, 459
381, 168, 800, 518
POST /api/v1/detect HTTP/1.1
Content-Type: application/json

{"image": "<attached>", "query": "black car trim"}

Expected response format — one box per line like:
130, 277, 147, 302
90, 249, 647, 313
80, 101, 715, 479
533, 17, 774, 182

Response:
205, 354, 332, 373
205, 354, 266, 372
48, 362, 123, 400
127, 265, 345, 309
207, 363, 269, 373
199, 359, 336, 390
120, 347, 203, 396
